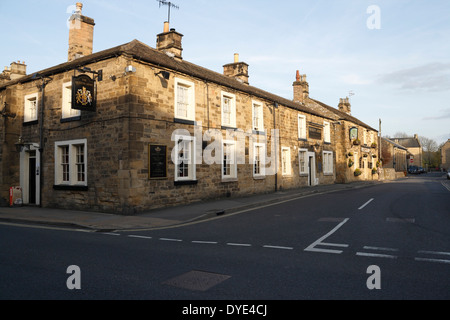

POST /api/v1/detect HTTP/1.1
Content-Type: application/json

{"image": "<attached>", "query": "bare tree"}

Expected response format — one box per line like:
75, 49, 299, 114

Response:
419, 136, 439, 169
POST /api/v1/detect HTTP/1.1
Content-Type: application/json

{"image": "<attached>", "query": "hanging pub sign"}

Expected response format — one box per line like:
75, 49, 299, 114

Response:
349, 127, 358, 140
72, 75, 96, 112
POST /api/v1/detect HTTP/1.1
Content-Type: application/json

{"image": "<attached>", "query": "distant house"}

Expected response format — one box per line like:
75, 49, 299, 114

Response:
393, 134, 422, 168
441, 139, 450, 171
381, 137, 409, 172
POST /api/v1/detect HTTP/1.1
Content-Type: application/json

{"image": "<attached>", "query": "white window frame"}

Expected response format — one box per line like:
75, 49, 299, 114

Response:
174, 77, 195, 121
298, 148, 308, 175
24, 92, 38, 123
252, 100, 264, 132
323, 151, 333, 175
298, 114, 307, 140
221, 91, 236, 128
222, 140, 237, 180
54, 139, 88, 186
253, 142, 266, 178
174, 135, 196, 181
281, 147, 292, 176
62, 81, 81, 119
324, 121, 331, 143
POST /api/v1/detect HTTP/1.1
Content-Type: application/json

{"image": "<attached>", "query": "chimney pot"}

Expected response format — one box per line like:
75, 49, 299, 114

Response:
76, 2, 83, 13
163, 21, 170, 33
234, 53, 239, 63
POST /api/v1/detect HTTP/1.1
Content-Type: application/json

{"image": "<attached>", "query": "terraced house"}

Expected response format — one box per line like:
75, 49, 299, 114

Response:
0, 3, 378, 214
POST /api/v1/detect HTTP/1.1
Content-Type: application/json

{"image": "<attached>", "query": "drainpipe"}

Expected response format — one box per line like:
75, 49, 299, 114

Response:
273, 103, 278, 192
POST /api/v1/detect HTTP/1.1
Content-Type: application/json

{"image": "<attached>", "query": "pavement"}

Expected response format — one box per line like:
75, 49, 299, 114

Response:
0, 180, 384, 232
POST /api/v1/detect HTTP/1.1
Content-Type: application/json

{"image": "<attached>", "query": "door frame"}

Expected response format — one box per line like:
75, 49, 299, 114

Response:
19, 144, 40, 205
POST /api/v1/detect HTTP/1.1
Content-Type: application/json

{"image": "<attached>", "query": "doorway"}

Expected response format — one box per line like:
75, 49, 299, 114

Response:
28, 151, 36, 204
307, 152, 316, 186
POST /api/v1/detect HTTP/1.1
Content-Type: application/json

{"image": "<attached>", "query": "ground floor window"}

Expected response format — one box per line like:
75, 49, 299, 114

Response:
323, 151, 333, 175
174, 136, 196, 181
55, 139, 87, 186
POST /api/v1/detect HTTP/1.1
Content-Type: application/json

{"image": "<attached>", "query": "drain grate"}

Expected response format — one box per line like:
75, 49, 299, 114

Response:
163, 270, 231, 291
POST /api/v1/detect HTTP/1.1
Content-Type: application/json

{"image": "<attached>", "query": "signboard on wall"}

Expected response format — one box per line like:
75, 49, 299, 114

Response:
349, 127, 358, 140
149, 145, 167, 179
72, 75, 96, 111
308, 126, 322, 140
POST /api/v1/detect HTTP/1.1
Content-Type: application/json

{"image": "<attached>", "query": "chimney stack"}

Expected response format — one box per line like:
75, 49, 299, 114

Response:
223, 53, 249, 85
0, 61, 27, 84
68, 2, 95, 62
293, 70, 309, 103
156, 22, 184, 60
338, 97, 351, 115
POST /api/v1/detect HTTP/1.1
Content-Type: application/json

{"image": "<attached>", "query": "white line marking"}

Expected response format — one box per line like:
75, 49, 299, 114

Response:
227, 243, 252, 247
263, 245, 294, 250
320, 242, 349, 248
128, 235, 152, 239
192, 241, 218, 244
441, 182, 450, 192
386, 217, 415, 223
415, 257, 450, 264
363, 246, 399, 252
356, 252, 397, 259
159, 238, 182, 242
418, 250, 450, 256
103, 232, 120, 236
358, 198, 374, 210
304, 218, 349, 254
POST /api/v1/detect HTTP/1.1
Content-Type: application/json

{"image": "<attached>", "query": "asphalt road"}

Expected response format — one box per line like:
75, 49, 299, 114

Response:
1, 173, 449, 305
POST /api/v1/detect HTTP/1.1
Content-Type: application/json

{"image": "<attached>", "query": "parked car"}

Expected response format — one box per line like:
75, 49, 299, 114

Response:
447, 171, 450, 180
408, 166, 418, 174
418, 167, 425, 174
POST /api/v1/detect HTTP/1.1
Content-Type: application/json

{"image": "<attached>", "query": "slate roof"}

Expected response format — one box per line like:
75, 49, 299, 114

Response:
0, 39, 377, 131
394, 137, 421, 148
382, 137, 409, 151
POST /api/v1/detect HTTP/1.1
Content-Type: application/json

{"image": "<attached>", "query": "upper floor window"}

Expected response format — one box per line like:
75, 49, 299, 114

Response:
324, 121, 331, 143
298, 114, 307, 140
24, 93, 38, 123
252, 101, 264, 132
221, 92, 236, 128
62, 82, 81, 119
174, 78, 195, 121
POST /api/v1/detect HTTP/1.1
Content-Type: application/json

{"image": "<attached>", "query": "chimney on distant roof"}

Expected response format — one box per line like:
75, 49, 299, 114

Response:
2, 61, 27, 81
293, 70, 309, 103
156, 21, 183, 60
223, 53, 249, 85
68, 2, 95, 62
338, 97, 351, 115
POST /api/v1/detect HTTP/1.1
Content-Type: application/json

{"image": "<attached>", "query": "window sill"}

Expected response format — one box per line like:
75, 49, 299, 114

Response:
253, 175, 266, 180
174, 118, 195, 126
23, 120, 38, 126
53, 185, 88, 191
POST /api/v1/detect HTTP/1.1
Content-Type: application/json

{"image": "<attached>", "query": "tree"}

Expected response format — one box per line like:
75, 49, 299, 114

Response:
419, 136, 439, 169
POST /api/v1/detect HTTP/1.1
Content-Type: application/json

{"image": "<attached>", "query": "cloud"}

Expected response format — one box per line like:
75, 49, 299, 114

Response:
423, 108, 450, 121
377, 62, 450, 92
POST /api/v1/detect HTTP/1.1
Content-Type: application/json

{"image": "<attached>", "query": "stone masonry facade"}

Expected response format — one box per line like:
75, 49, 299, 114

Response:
0, 3, 379, 214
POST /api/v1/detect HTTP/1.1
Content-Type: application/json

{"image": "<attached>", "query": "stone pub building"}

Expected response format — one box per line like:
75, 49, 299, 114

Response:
0, 3, 378, 214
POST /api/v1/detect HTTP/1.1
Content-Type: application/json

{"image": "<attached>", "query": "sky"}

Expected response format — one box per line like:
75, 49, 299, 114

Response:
1, 0, 449, 146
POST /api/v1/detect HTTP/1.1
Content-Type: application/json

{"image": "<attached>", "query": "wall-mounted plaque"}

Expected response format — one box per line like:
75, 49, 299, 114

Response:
309, 126, 322, 140
149, 145, 167, 179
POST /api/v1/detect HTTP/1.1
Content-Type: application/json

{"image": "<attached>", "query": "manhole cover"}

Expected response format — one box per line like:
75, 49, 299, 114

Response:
163, 270, 231, 291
